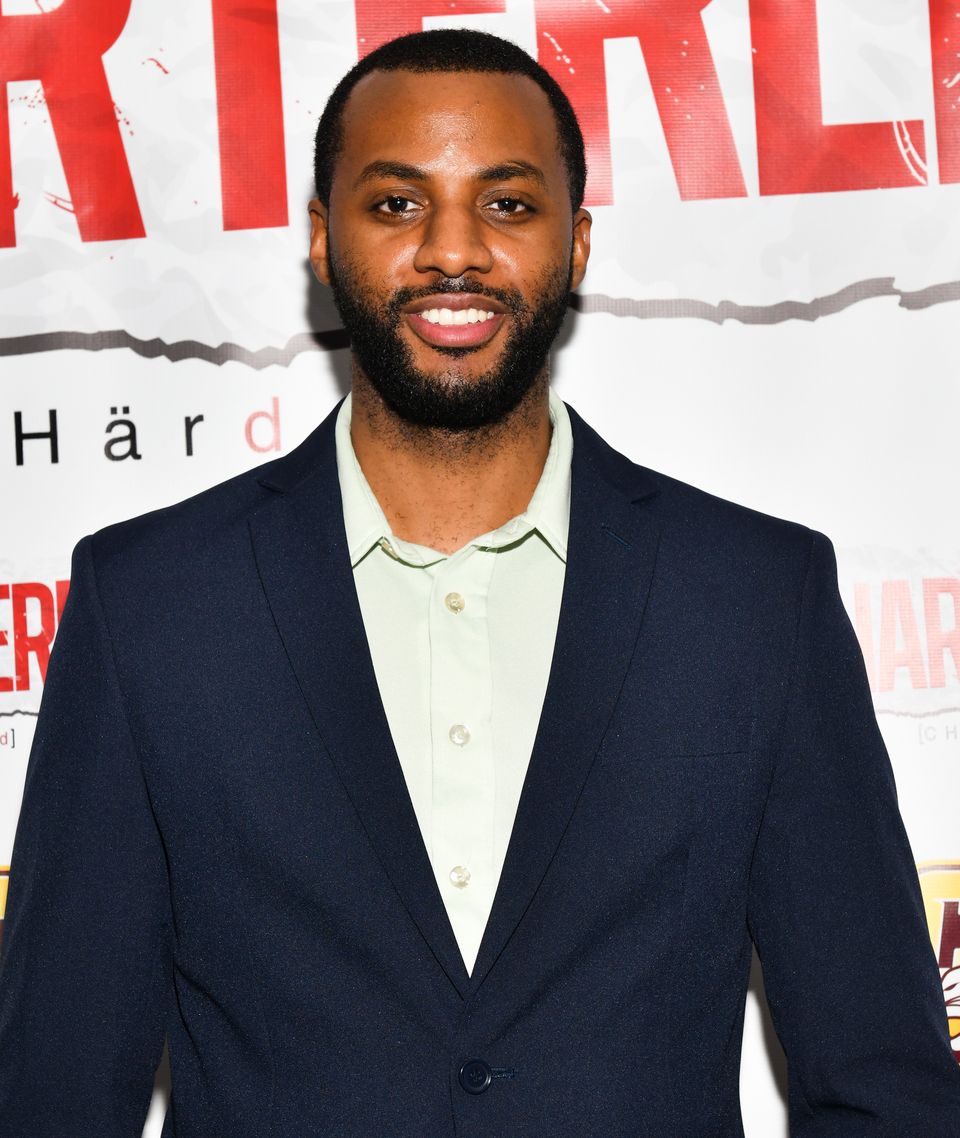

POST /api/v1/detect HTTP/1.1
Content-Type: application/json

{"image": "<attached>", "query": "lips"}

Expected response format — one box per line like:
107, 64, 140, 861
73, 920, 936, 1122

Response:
401, 293, 508, 349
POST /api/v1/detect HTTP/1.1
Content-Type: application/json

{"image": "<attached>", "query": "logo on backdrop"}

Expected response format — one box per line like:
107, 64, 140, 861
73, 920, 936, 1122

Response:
847, 571, 960, 741
0, 866, 8, 951
2, 0, 960, 245
918, 863, 960, 1063
8, 398, 284, 468
0, 579, 69, 695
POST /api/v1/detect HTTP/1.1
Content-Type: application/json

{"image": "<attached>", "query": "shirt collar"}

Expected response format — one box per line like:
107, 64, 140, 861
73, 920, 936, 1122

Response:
335, 389, 572, 569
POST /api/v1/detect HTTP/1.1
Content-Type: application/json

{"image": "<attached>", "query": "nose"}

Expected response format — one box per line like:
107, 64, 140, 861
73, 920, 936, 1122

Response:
412, 203, 494, 278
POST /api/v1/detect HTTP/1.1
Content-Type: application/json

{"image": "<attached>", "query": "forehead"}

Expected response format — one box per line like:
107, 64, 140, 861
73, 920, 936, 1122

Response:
334, 68, 565, 188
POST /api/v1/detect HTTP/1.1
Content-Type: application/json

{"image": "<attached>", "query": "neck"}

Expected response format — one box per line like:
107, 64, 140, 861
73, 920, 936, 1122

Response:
349, 366, 553, 555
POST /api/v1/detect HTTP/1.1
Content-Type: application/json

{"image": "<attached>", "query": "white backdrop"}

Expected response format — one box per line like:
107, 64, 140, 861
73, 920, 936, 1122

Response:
2, 1, 959, 1133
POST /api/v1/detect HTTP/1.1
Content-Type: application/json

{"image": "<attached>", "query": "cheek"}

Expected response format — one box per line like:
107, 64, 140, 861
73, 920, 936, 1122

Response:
497, 229, 572, 284
337, 239, 417, 296
517, 254, 575, 306
329, 240, 385, 297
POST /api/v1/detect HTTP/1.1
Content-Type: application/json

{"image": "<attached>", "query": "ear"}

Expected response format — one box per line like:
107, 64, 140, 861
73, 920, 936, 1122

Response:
308, 198, 332, 286
569, 207, 592, 292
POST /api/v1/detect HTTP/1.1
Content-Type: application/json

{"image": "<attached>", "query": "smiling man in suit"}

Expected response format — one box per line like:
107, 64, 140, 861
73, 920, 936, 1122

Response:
1, 28, 959, 1138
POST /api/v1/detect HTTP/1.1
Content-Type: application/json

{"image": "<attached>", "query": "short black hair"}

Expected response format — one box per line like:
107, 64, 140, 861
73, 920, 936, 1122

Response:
313, 29, 587, 211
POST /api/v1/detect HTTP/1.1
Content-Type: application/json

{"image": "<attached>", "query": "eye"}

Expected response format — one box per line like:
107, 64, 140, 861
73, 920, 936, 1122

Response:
489, 197, 529, 215
374, 195, 419, 216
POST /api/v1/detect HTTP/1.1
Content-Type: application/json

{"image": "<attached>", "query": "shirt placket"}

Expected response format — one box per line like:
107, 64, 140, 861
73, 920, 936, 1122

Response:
428, 545, 496, 972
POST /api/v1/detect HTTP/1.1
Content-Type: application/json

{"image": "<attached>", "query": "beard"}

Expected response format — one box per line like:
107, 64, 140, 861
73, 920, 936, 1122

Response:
327, 254, 572, 431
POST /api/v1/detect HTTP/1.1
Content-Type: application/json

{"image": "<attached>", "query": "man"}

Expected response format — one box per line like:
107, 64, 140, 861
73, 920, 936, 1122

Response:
0, 28, 958, 1138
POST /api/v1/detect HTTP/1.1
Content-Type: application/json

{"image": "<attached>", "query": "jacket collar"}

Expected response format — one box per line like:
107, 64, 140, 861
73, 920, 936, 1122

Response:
249, 396, 661, 998
256, 397, 658, 506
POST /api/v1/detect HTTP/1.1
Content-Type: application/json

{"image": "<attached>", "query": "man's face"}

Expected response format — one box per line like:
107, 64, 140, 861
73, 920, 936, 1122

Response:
309, 69, 591, 430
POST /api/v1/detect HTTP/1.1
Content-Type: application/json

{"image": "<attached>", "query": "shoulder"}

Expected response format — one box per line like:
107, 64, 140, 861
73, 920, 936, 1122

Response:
82, 404, 340, 600
568, 402, 819, 550
567, 401, 825, 585
647, 465, 819, 560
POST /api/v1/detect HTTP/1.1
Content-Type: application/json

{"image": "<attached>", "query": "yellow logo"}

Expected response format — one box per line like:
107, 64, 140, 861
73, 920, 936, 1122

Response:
0, 865, 8, 952
918, 862, 960, 1062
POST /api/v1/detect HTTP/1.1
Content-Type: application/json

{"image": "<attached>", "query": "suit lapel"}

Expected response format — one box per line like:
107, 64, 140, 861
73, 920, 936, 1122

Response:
469, 408, 661, 991
247, 403, 660, 999
248, 408, 471, 998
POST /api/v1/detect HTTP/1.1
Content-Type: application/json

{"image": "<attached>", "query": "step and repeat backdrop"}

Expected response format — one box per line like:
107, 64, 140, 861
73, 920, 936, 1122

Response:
2, 0, 959, 1133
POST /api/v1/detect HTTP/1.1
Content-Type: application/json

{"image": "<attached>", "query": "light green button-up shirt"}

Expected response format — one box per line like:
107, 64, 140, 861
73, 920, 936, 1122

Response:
335, 391, 572, 974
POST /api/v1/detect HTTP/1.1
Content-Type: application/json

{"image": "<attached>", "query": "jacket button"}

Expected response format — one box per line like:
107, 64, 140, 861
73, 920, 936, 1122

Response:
459, 1058, 492, 1095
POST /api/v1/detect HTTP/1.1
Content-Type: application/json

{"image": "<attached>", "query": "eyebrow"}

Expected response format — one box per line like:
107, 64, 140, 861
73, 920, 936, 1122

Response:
353, 159, 549, 191
353, 161, 425, 188
476, 161, 549, 190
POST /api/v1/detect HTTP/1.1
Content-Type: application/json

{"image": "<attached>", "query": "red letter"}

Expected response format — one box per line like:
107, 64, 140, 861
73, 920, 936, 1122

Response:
533, 0, 745, 206
877, 580, 928, 692
11, 582, 56, 692
0, 0, 143, 247
55, 578, 71, 626
211, 0, 288, 231
354, 0, 506, 56
750, 0, 927, 195
852, 582, 877, 692
245, 397, 281, 453
0, 585, 12, 694
924, 578, 960, 689
939, 901, 960, 969
929, 0, 960, 185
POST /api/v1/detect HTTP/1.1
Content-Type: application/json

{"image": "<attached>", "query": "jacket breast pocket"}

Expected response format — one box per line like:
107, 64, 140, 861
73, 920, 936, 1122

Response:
583, 712, 760, 861
657, 714, 756, 759
586, 714, 757, 853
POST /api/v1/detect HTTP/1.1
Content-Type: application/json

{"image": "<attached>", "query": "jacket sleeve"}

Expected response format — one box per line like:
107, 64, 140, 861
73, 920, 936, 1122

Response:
746, 531, 960, 1134
0, 536, 170, 1138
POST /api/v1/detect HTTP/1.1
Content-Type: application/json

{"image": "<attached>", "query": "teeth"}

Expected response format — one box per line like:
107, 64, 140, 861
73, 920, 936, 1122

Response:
420, 308, 497, 326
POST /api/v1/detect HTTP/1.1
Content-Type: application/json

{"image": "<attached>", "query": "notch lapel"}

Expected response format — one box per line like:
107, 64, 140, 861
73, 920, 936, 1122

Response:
469, 409, 661, 991
248, 412, 471, 998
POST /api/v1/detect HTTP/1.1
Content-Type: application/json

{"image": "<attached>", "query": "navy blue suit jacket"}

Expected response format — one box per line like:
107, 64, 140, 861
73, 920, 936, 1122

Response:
1, 402, 958, 1137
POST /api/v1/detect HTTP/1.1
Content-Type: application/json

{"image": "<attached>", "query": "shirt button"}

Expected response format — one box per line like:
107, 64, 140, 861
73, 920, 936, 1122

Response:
444, 591, 465, 614
449, 865, 471, 889
448, 723, 471, 746
459, 1059, 492, 1094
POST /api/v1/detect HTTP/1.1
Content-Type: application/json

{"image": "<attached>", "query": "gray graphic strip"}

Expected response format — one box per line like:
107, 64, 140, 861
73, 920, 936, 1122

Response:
0, 328, 349, 371
0, 276, 958, 370
571, 277, 960, 323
